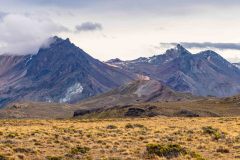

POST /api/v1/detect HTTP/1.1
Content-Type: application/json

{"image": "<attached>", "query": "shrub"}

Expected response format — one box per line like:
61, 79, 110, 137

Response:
125, 123, 134, 129
0, 155, 8, 160
202, 126, 218, 135
106, 125, 117, 129
108, 158, 121, 160
216, 147, 230, 153
6, 132, 18, 138
202, 126, 225, 140
189, 151, 207, 160
13, 148, 35, 153
125, 123, 145, 129
146, 143, 187, 158
71, 146, 90, 155
46, 156, 63, 160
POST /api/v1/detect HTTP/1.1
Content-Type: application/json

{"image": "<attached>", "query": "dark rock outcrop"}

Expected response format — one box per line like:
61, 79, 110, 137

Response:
73, 109, 92, 117
124, 108, 145, 117
176, 110, 200, 117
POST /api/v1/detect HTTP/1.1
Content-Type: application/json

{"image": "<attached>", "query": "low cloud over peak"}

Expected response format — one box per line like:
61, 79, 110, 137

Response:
0, 13, 68, 55
75, 22, 103, 32
0, 11, 8, 21
159, 42, 240, 51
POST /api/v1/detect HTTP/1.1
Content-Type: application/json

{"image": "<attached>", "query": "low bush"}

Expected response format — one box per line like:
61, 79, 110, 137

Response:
125, 123, 145, 129
46, 156, 63, 160
125, 123, 134, 129
13, 148, 35, 154
0, 155, 8, 160
6, 132, 18, 138
146, 143, 187, 158
189, 151, 207, 160
202, 126, 225, 140
106, 125, 117, 129
216, 147, 230, 153
71, 146, 90, 155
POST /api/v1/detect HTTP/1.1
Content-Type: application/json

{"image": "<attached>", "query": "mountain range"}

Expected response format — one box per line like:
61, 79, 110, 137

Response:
107, 44, 240, 97
0, 37, 240, 108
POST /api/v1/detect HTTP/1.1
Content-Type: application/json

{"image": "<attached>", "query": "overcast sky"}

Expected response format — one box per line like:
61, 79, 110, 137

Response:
0, 0, 240, 62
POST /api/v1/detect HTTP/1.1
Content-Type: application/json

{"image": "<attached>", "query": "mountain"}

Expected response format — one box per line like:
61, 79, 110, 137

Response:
106, 45, 240, 97
0, 36, 136, 108
233, 63, 240, 69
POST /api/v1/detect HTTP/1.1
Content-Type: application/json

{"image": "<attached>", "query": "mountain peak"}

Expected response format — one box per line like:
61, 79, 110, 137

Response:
165, 44, 191, 57
176, 43, 184, 50
49, 36, 71, 46
40, 36, 71, 51
175, 44, 190, 53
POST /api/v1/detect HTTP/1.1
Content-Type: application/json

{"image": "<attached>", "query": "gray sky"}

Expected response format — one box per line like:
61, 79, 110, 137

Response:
0, 0, 240, 62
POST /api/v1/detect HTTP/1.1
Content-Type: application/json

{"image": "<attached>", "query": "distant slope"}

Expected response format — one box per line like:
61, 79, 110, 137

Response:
1, 94, 240, 119
0, 102, 74, 119
107, 45, 240, 97
74, 95, 240, 119
0, 36, 137, 107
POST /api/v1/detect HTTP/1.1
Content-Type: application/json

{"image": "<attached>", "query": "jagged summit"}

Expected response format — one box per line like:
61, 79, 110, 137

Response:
143, 44, 191, 65
40, 36, 72, 51
165, 44, 191, 57
51, 36, 70, 43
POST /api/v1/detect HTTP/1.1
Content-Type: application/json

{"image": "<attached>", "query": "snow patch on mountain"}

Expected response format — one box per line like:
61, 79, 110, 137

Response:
60, 83, 83, 103
25, 55, 33, 66
234, 63, 240, 69
137, 74, 150, 81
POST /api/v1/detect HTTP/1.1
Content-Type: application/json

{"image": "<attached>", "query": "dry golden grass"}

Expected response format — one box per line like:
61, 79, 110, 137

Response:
0, 117, 239, 160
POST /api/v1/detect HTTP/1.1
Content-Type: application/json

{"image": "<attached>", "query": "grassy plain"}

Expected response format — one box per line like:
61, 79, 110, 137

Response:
0, 117, 239, 160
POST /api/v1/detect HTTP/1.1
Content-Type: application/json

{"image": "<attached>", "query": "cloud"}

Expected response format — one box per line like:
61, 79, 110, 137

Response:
159, 42, 240, 50
0, 11, 8, 21
0, 13, 69, 55
75, 22, 103, 32
3, 0, 240, 17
